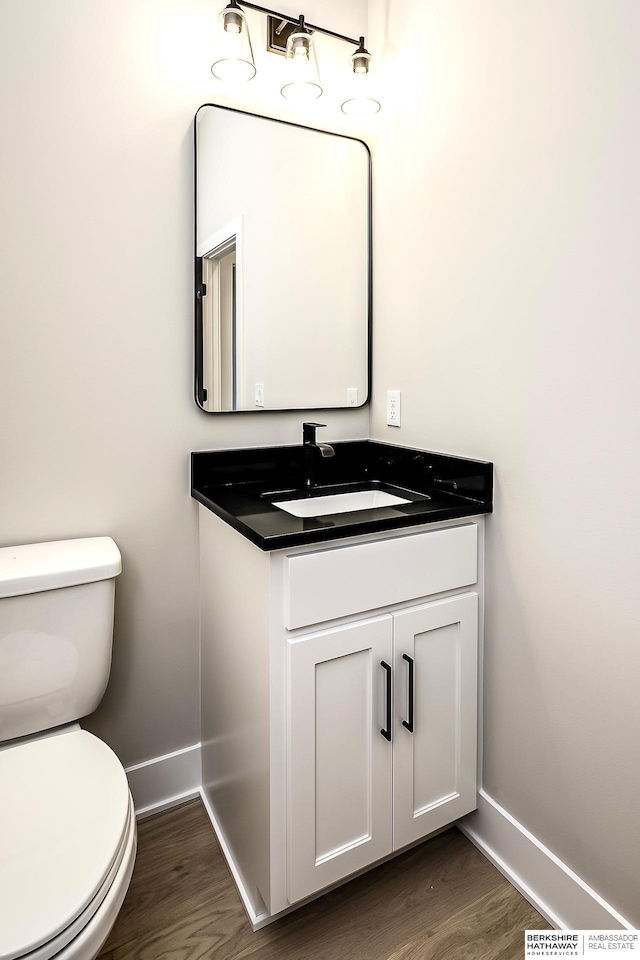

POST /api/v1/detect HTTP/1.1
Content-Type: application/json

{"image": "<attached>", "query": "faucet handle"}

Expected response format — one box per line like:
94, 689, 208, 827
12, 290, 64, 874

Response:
302, 422, 327, 444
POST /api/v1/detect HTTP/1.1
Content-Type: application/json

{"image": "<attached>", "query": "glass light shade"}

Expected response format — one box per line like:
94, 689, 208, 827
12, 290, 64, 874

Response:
342, 38, 381, 116
341, 91, 382, 116
211, 4, 256, 82
280, 28, 322, 101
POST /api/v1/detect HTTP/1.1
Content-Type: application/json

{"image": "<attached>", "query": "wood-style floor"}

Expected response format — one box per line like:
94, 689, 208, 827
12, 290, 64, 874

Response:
98, 798, 549, 960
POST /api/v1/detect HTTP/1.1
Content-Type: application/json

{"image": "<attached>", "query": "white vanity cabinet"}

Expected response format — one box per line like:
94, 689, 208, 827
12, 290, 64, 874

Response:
198, 507, 484, 929
287, 593, 477, 903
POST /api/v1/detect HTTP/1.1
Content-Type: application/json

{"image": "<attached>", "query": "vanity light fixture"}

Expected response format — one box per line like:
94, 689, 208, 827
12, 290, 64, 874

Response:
211, 0, 256, 82
211, 1, 381, 113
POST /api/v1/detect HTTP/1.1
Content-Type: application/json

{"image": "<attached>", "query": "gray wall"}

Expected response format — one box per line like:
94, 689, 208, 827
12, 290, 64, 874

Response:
0, 0, 369, 767
368, 0, 640, 925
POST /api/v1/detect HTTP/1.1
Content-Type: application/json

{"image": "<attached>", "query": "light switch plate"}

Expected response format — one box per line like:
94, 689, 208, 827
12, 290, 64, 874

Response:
347, 387, 358, 405
386, 389, 401, 427
255, 383, 264, 407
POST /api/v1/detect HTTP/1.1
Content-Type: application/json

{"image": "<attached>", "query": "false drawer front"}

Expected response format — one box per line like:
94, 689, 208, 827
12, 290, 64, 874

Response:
284, 523, 478, 630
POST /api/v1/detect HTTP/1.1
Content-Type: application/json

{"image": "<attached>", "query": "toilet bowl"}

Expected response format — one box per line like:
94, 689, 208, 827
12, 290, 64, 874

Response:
0, 539, 136, 960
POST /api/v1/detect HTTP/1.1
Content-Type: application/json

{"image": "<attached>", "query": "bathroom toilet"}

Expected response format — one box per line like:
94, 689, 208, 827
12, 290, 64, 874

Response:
0, 538, 136, 960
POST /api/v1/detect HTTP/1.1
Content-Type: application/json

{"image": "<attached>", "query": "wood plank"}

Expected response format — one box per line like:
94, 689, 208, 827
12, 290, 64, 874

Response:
385, 884, 546, 960
98, 799, 550, 960
98, 799, 234, 954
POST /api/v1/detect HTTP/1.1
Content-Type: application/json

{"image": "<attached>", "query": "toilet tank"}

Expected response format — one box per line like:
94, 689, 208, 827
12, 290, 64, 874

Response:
0, 537, 122, 743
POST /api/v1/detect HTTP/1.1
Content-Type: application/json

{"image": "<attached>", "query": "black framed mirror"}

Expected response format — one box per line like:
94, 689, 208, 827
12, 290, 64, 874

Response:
194, 104, 371, 413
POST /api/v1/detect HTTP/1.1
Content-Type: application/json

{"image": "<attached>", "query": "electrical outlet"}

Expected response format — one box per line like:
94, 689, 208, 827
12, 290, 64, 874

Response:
255, 383, 264, 407
386, 389, 401, 427
347, 387, 358, 405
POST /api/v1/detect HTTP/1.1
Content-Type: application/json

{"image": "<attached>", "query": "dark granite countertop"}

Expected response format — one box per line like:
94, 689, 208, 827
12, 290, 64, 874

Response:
191, 440, 493, 551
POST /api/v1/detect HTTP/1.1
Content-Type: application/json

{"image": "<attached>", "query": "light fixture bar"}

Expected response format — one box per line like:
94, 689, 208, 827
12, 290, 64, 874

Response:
237, 1, 360, 47
211, 1, 380, 112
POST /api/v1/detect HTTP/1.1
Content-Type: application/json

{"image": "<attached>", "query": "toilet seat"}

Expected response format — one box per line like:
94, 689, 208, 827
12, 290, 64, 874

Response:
0, 729, 133, 960
16, 795, 135, 960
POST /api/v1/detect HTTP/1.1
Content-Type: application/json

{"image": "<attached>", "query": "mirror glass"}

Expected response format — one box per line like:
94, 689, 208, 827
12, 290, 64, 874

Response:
195, 104, 370, 412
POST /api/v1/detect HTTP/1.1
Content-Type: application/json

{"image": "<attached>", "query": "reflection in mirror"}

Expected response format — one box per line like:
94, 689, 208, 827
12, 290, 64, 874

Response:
195, 104, 370, 412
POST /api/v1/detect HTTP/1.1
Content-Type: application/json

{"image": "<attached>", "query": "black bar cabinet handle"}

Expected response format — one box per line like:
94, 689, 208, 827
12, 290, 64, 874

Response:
402, 654, 414, 733
380, 660, 392, 741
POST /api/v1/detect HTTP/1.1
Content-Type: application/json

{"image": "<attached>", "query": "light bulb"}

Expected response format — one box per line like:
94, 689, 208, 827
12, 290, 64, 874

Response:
222, 5, 243, 33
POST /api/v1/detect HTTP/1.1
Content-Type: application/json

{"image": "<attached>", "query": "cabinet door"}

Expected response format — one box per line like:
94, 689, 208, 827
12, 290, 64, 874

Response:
393, 593, 478, 850
287, 615, 394, 903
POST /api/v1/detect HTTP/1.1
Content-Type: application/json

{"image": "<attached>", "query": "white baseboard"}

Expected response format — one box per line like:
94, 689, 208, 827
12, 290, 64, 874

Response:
123, 751, 635, 932
199, 787, 270, 930
459, 790, 634, 931
125, 742, 201, 820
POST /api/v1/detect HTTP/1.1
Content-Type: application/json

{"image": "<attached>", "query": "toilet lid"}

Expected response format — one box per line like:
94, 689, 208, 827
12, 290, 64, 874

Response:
0, 730, 131, 960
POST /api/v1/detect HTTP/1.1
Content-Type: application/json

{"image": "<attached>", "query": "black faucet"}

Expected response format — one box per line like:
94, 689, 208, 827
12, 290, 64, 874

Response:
302, 422, 335, 488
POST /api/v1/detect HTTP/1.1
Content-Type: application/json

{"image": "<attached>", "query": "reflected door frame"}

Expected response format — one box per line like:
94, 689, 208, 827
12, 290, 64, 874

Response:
199, 217, 244, 412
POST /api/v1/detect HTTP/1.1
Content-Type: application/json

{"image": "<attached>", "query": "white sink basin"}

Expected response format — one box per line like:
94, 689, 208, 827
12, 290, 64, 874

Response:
272, 489, 411, 518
